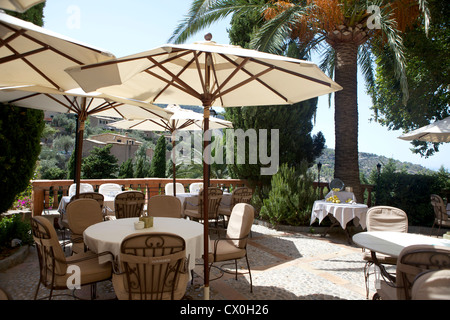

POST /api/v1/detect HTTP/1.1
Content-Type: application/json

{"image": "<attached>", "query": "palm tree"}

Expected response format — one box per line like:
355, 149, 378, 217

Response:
170, 0, 430, 201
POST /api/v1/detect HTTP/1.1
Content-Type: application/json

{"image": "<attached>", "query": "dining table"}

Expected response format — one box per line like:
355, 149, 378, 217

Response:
352, 231, 450, 281
83, 217, 204, 275
310, 195, 368, 243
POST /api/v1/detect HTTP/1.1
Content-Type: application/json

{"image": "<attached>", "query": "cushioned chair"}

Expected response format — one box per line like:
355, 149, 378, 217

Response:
61, 192, 105, 250
411, 269, 450, 300
114, 191, 145, 219
208, 203, 255, 292
31, 216, 113, 300
218, 187, 253, 227
184, 187, 223, 226
165, 182, 185, 196
189, 182, 203, 194
0, 288, 11, 300
112, 233, 189, 300
375, 244, 450, 300
147, 195, 182, 218
66, 198, 104, 254
430, 194, 450, 236
363, 206, 408, 298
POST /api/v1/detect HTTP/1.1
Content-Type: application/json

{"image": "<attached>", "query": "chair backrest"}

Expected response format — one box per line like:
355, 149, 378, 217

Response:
226, 203, 255, 249
231, 187, 253, 207
395, 244, 450, 299
147, 195, 182, 218
189, 182, 203, 194
430, 194, 448, 222
114, 191, 146, 219
411, 269, 450, 300
366, 206, 408, 233
165, 183, 185, 195
68, 183, 94, 197
70, 192, 104, 209
66, 198, 103, 236
98, 183, 122, 196
118, 233, 187, 300
198, 187, 223, 219
31, 216, 68, 279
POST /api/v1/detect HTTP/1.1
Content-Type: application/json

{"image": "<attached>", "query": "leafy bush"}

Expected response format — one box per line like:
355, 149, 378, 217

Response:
0, 215, 33, 251
259, 162, 316, 226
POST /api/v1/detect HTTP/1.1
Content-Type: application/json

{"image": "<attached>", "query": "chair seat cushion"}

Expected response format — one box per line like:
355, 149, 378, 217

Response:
218, 207, 231, 216
208, 239, 246, 262
377, 279, 397, 300
184, 209, 202, 220
436, 218, 450, 227
363, 252, 397, 265
112, 269, 189, 300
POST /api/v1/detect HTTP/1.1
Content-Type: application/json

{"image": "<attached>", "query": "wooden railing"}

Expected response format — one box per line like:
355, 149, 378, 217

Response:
31, 178, 375, 216
31, 178, 250, 216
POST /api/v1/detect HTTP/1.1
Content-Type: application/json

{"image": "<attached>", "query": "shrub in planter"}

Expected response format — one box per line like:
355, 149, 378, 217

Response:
260, 162, 316, 226
0, 214, 33, 253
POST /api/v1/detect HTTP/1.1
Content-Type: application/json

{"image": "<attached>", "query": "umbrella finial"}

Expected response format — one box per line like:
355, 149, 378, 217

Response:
204, 33, 212, 41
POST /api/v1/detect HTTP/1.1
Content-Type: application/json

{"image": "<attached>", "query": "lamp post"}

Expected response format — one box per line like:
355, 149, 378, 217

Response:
376, 163, 382, 205
317, 162, 322, 198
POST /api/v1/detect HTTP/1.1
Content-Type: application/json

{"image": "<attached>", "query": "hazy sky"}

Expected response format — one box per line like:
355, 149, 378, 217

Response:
41, 0, 449, 171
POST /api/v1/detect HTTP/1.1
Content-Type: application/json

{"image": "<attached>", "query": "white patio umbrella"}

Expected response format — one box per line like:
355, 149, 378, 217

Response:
398, 116, 450, 143
110, 104, 232, 195
0, 0, 44, 12
66, 34, 343, 299
0, 85, 170, 194
0, 11, 121, 195
0, 11, 114, 91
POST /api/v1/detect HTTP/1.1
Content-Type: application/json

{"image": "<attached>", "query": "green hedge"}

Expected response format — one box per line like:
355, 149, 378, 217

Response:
0, 215, 33, 251
375, 172, 442, 226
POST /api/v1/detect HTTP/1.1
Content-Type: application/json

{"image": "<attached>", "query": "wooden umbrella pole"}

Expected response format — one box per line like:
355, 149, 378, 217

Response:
171, 127, 177, 196
75, 97, 87, 196
202, 104, 210, 300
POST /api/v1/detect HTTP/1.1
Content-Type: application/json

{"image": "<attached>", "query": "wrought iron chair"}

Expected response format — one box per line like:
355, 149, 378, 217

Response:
183, 187, 223, 227
374, 244, 450, 300
430, 194, 450, 236
66, 198, 104, 254
363, 206, 408, 298
112, 233, 189, 300
31, 216, 113, 300
208, 203, 255, 292
147, 195, 182, 218
114, 191, 145, 219
218, 187, 253, 227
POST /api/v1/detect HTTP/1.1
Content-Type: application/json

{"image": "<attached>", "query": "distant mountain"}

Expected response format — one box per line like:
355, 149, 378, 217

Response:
309, 148, 435, 182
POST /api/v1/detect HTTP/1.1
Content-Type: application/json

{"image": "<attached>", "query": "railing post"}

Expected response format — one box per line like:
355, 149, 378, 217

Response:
31, 181, 44, 216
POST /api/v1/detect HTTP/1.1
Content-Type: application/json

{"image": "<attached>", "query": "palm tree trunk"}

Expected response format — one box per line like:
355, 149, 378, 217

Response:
333, 41, 363, 202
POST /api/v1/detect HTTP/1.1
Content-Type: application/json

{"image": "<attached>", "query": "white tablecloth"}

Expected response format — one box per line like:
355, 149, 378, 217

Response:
310, 200, 368, 229
58, 195, 115, 216
176, 192, 232, 212
83, 217, 204, 272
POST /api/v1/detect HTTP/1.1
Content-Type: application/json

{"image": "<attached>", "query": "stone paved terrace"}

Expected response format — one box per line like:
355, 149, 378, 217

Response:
0, 221, 390, 302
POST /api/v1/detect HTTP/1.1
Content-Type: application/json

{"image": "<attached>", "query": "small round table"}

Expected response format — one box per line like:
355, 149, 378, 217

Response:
83, 217, 204, 272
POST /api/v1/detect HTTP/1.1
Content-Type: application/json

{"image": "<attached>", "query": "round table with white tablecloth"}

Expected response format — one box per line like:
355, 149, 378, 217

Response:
83, 217, 204, 273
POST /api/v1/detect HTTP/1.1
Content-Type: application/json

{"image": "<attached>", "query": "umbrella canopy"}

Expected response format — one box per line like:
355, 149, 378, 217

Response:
0, 85, 170, 194
0, 11, 114, 91
109, 104, 232, 195
398, 117, 450, 143
66, 34, 343, 299
0, 0, 44, 12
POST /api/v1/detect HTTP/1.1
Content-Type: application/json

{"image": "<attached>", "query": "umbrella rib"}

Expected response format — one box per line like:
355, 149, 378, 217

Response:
146, 56, 202, 101
151, 54, 198, 102
217, 54, 288, 103
249, 57, 332, 87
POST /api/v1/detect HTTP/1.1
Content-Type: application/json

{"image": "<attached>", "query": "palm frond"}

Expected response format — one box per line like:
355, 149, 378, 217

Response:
169, 0, 267, 44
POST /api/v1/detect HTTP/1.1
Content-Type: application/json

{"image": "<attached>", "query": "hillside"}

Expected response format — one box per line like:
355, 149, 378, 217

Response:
310, 148, 435, 183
